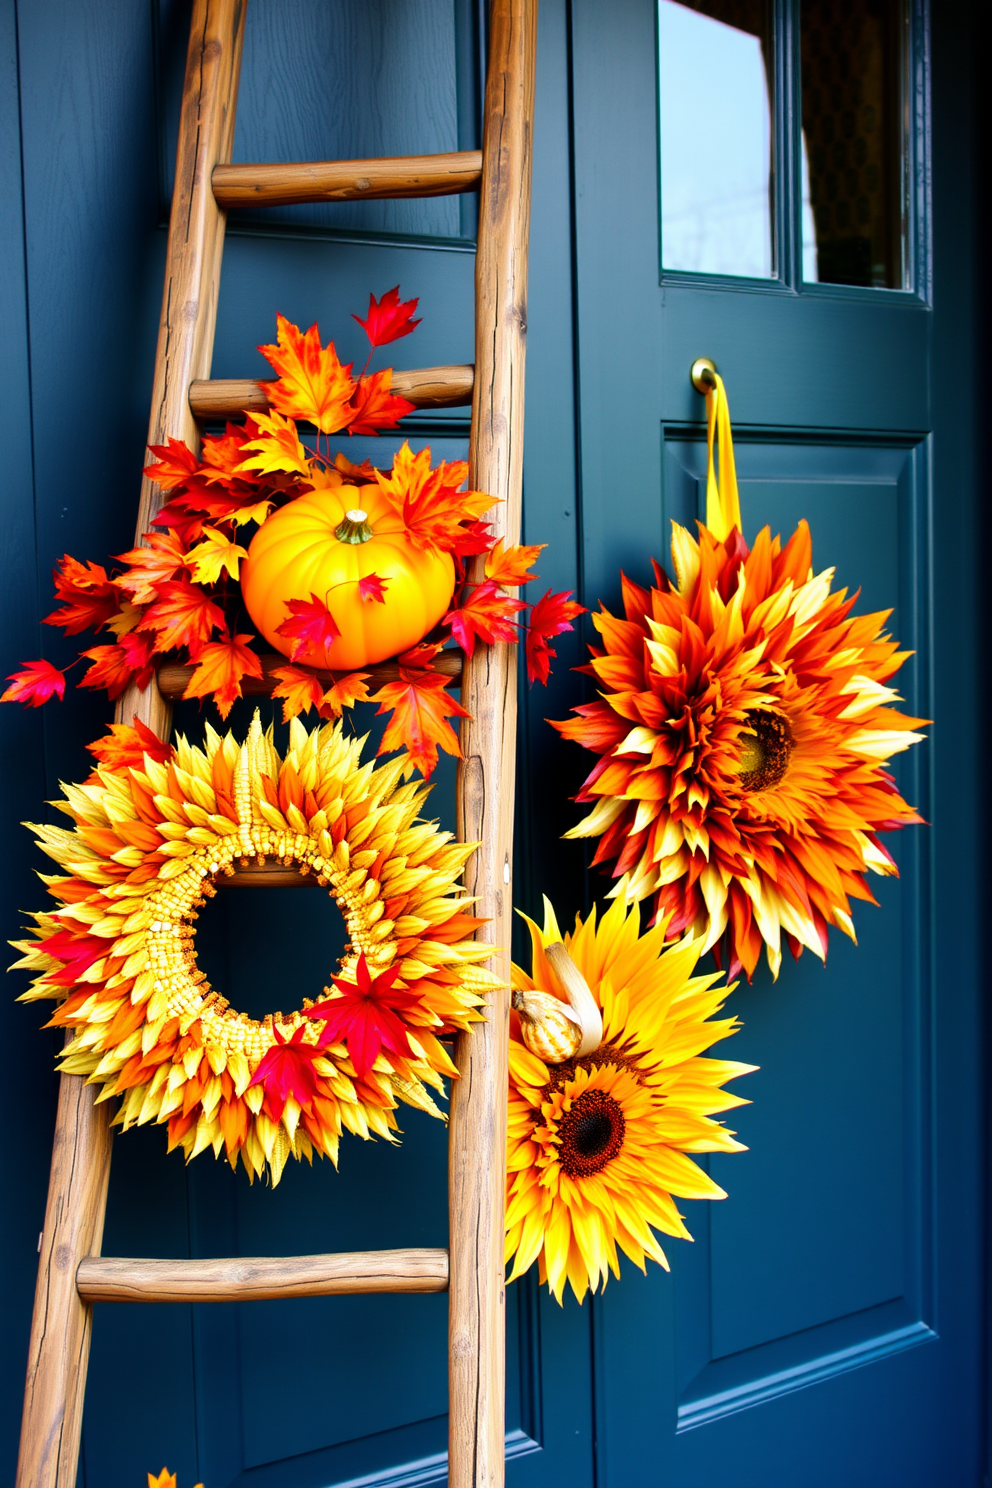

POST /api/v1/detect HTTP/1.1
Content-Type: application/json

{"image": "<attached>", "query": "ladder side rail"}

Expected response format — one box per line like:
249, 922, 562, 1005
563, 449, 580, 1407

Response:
448, 4, 537, 1487
16, 5, 246, 1484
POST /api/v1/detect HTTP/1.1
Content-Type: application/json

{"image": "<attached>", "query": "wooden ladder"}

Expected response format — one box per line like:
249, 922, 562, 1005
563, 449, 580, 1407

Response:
16, 2, 535, 1484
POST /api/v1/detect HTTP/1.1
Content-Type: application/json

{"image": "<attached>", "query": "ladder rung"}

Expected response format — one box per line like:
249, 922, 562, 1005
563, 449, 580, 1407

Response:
76, 1247, 449, 1303
212, 151, 482, 208
156, 648, 463, 702
189, 364, 475, 421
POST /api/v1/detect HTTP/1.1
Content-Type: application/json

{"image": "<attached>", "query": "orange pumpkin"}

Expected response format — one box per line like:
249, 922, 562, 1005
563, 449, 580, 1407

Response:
240, 475, 456, 671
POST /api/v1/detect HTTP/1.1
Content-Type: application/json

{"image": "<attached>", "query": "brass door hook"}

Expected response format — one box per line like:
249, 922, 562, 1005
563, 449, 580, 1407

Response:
690, 357, 718, 394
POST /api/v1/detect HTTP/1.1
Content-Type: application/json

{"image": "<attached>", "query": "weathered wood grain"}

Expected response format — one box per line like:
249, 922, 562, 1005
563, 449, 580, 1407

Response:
155, 646, 462, 701
16, 7, 246, 1487
448, 4, 537, 1487
76, 1248, 449, 1303
16, 1069, 113, 1488
189, 363, 475, 419
213, 150, 481, 207
118, 0, 245, 741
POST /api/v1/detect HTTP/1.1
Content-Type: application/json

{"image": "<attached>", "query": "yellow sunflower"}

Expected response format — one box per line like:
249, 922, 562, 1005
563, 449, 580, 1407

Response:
506, 896, 753, 1303
12, 714, 496, 1183
553, 519, 927, 979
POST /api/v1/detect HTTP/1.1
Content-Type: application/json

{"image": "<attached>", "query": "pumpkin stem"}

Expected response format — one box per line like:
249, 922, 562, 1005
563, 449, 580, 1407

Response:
335, 508, 374, 544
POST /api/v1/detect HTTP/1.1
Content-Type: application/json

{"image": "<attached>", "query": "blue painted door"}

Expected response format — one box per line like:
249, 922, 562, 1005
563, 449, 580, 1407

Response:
0, 1, 983, 1486
568, 0, 985, 1483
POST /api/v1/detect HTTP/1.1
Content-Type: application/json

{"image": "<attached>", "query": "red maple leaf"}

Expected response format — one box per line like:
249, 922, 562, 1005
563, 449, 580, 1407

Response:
86, 719, 175, 775
372, 662, 470, 779
357, 572, 389, 604
182, 631, 263, 719
149, 500, 208, 546
43, 556, 120, 635
114, 529, 190, 605
445, 579, 526, 655
346, 370, 415, 436
137, 578, 225, 654
305, 952, 421, 1079
275, 595, 341, 666
79, 633, 156, 699
352, 286, 421, 348
1, 658, 66, 707
248, 1023, 321, 1122
524, 588, 586, 685
144, 437, 201, 492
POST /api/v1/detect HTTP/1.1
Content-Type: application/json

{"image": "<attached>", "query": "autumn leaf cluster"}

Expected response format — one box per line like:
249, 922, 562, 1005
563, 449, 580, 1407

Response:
3, 293, 583, 778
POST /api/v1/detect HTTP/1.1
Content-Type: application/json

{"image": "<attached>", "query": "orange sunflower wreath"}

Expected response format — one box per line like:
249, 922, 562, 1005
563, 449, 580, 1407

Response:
11, 713, 498, 1183
506, 895, 753, 1303
554, 373, 927, 979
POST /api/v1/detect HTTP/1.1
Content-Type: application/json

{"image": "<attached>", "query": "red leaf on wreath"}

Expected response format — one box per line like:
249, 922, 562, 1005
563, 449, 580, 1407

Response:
275, 594, 341, 664
352, 286, 421, 349
484, 540, 546, 587
86, 719, 174, 775
271, 664, 325, 722
114, 530, 189, 606
248, 1023, 320, 1121
372, 661, 469, 779
79, 633, 156, 699
1, 658, 66, 707
346, 369, 415, 436
357, 572, 389, 604
305, 952, 421, 1079
144, 437, 201, 492
39, 928, 108, 986
258, 315, 356, 434
524, 588, 586, 686
137, 578, 225, 654
43, 556, 120, 635
182, 631, 263, 719
445, 578, 526, 656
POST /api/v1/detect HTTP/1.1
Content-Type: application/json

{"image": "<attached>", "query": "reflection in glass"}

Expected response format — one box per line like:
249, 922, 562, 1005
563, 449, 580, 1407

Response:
801, 0, 906, 287
659, 0, 774, 278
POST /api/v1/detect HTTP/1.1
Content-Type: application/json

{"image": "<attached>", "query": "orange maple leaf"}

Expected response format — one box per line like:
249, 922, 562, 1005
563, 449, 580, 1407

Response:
484, 539, 546, 587
236, 410, 313, 479
137, 579, 225, 654
144, 438, 200, 492
346, 370, 415, 436
43, 556, 120, 635
259, 315, 356, 433
79, 634, 156, 699
114, 530, 189, 605
375, 442, 494, 554
271, 664, 324, 722
86, 720, 174, 775
372, 664, 470, 779
322, 670, 371, 717
182, 631, 263, 719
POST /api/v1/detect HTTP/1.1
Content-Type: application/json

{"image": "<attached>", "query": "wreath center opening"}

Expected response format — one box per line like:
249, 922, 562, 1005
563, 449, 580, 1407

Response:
194, 877, 348, 1025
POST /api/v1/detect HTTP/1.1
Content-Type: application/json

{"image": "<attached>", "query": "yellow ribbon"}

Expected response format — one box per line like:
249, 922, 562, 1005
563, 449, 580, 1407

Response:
704, 372, 741, 541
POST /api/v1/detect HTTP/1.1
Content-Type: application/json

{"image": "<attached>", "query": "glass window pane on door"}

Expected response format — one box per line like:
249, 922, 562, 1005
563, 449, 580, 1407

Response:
801, 0, 907, 287
659, 0, 774, 278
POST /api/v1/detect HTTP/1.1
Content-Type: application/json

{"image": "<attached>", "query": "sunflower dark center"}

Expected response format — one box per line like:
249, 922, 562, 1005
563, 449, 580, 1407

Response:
556, 1089, 626, 1177
736, 709, 793, 792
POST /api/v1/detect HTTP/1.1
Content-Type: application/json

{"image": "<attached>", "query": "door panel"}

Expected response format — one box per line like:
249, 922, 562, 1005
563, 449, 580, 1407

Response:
571, 1, 983, 1483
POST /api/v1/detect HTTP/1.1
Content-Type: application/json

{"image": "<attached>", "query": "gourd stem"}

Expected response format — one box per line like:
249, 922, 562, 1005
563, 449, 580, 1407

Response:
335, 508, 374, 544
